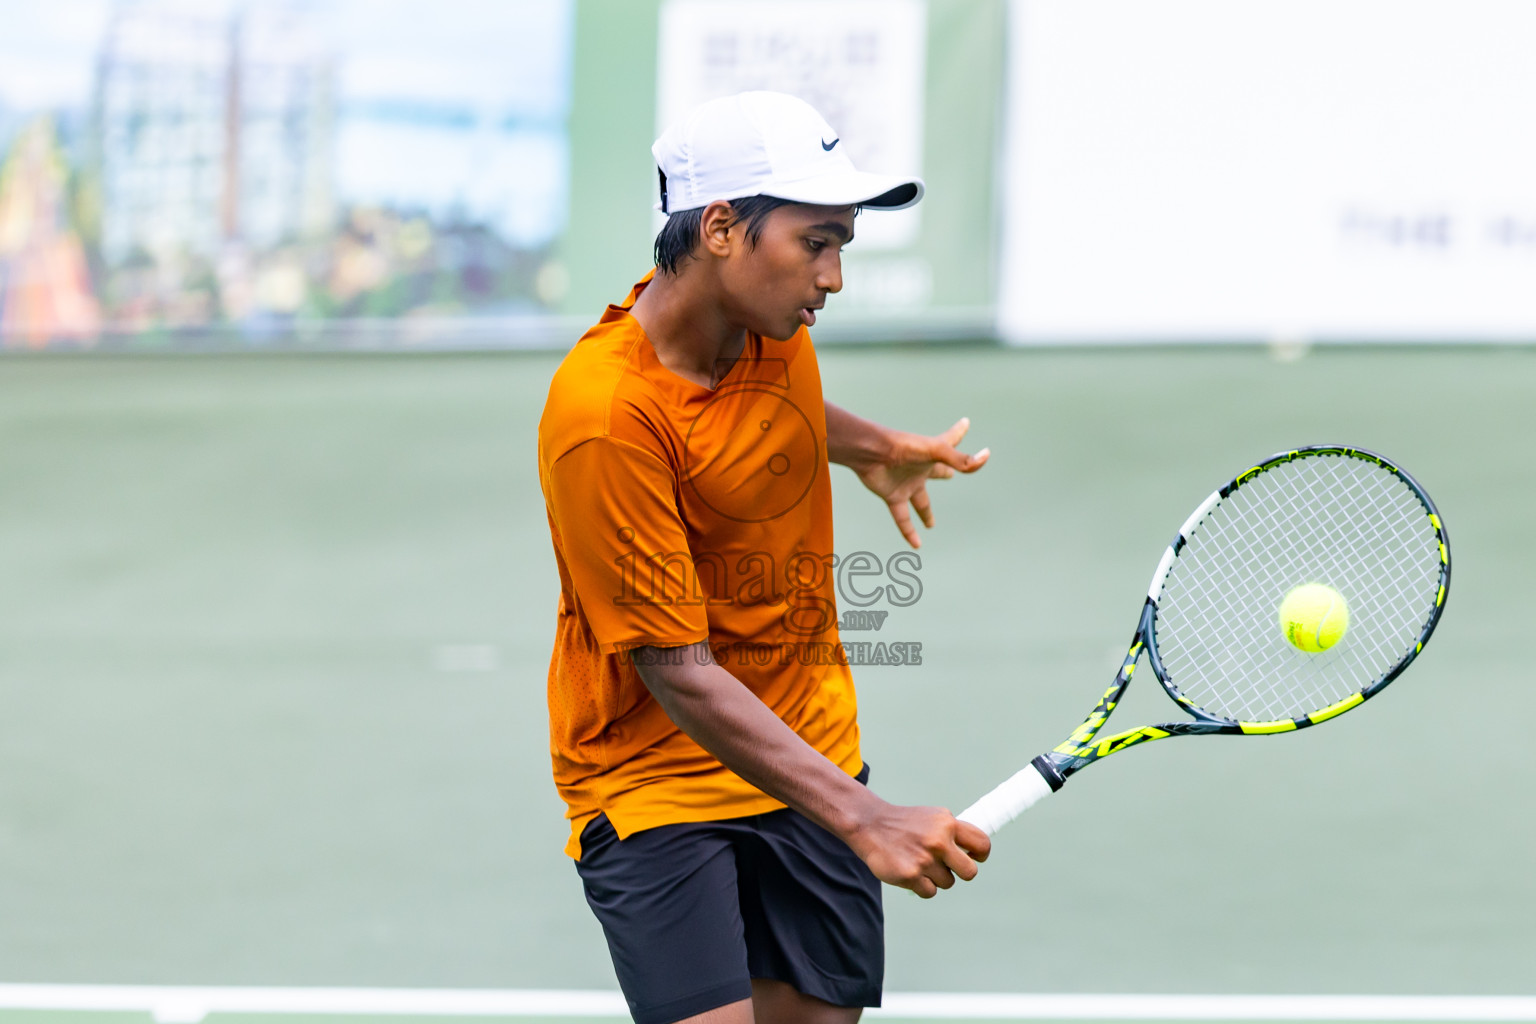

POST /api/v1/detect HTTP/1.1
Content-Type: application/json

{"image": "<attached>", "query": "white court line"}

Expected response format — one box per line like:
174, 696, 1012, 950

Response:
0, 986, 1534, 1022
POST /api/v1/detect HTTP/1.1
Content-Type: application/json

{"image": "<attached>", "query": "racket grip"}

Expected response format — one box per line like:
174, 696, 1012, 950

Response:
957, 756, 1062, 836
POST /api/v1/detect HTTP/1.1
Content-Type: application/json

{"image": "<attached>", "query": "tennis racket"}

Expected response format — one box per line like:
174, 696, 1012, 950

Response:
959, 445, 1451, 835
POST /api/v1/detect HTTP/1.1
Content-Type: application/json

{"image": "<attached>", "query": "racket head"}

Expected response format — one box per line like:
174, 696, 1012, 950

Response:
1144, 446, 1449, 733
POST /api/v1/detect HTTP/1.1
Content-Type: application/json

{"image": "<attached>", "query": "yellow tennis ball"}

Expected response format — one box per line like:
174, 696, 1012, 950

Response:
1279, 584, 1349, 653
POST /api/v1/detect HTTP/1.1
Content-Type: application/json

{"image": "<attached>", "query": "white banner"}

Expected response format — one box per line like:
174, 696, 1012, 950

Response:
655, 0, 927, 252
999, 0, 1536, 343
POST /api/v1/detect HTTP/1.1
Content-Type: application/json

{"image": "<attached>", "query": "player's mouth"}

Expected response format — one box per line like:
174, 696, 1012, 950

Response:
799, 305, 822, 326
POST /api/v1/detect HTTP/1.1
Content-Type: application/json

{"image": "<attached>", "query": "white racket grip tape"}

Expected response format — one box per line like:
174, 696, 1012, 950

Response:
957, 761, 1056, 836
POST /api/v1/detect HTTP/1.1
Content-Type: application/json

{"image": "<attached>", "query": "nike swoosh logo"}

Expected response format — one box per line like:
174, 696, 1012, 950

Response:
821, 137, 839, 151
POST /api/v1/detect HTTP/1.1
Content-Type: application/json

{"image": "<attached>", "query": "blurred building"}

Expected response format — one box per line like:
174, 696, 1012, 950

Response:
235, 6, 335, 250
93, 2, 334, 267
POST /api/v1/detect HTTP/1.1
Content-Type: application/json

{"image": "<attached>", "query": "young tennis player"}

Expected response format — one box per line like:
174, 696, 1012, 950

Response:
537, 91, 991, 1024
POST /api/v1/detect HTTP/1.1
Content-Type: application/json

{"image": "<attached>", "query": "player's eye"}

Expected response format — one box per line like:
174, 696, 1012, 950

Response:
806, 237, 850, 255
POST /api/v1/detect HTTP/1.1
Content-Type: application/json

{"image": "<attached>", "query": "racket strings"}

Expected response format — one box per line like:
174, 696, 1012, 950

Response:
1155, 453, 1442, 723
1168, 460, 1435, 720
1170, 505, 1383, 718
1189, 462, 1432, 719
1210, 464, 1427, 713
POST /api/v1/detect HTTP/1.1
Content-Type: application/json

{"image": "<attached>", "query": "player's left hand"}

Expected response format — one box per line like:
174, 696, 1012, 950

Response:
856, 417, 988, 548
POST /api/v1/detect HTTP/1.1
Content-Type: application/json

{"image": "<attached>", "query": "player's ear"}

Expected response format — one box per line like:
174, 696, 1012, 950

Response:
699, 200, 736, 258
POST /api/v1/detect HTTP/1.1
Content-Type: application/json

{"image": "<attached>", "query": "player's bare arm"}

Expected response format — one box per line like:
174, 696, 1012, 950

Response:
631, 641, 991, 898
825, 403, 990, 548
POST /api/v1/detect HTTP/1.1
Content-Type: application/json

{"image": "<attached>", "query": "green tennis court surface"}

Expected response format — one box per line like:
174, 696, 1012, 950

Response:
2, 347, 1532, 1007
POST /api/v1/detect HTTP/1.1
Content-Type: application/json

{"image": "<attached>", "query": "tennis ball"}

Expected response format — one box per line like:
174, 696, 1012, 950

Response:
1279, 584, 1349, 653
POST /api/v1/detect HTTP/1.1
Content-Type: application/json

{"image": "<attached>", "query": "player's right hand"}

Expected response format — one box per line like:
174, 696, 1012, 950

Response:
846, 801, 992, 898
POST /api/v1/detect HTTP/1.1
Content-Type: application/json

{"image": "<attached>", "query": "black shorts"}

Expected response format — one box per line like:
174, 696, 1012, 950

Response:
574, 765, 883, 1024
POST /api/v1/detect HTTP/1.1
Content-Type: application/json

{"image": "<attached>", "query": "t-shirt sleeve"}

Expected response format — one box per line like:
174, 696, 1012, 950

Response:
546, 436, 710, 655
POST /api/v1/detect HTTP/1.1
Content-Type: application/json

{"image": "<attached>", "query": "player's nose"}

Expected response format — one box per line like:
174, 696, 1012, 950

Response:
817, 253, 843, 294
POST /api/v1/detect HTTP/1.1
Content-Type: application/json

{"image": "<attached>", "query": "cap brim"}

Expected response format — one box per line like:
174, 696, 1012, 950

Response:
761, 171, 925, 211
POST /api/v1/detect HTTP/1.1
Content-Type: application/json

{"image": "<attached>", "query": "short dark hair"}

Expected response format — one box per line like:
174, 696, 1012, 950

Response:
653, 194, 798, 275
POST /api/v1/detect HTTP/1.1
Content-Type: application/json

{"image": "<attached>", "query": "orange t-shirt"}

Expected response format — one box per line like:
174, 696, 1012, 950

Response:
538, 271, 861, 858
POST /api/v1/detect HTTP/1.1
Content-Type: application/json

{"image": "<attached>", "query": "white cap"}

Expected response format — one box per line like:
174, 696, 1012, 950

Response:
652, 91, 924, 215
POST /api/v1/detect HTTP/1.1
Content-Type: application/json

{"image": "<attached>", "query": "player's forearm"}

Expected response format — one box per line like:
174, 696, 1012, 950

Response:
825, 401, 896, 472
632, 645, 883, 841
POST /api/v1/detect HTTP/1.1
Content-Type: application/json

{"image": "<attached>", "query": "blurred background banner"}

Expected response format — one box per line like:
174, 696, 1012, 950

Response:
8, 0, 1536, 352
998, 0, 1536, 345
0, 0, 1004, 352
